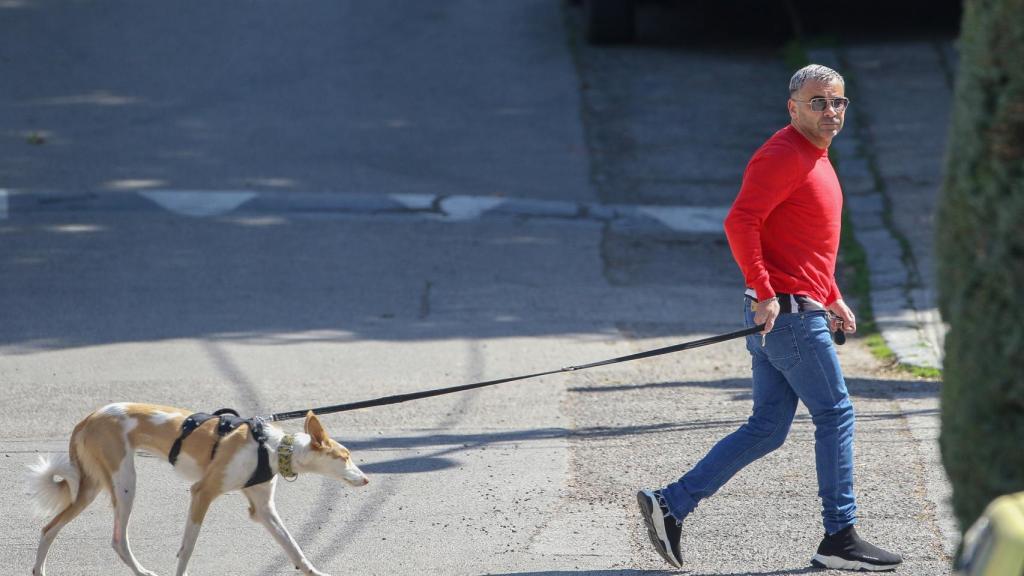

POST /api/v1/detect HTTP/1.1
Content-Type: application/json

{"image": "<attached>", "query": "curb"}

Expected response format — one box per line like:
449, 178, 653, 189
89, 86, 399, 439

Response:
2, 189, 731, 236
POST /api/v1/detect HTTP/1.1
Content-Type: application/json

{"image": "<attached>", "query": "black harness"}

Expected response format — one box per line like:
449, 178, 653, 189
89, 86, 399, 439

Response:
168, 408, 274, 487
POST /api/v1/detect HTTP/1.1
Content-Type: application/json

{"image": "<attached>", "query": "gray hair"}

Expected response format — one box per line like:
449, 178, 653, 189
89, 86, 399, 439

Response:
789, 64, 845, 95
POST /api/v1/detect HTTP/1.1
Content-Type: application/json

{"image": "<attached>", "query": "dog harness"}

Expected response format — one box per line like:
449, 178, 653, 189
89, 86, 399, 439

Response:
168, 408, 275, 487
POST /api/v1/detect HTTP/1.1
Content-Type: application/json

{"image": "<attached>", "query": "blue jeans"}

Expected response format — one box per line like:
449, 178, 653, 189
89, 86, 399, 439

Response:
660, 299, 857, 534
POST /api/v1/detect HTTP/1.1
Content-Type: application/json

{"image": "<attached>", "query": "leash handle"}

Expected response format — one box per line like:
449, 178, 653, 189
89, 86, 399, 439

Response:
269, 323, 766, 422
830, 314, 847, 345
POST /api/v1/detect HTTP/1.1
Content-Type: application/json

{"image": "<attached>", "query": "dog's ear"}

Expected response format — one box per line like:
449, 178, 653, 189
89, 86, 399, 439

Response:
304, 411, 329, 447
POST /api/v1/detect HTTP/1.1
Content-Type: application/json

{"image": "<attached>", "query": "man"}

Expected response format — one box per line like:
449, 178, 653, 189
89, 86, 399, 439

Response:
636, 65, 902, 571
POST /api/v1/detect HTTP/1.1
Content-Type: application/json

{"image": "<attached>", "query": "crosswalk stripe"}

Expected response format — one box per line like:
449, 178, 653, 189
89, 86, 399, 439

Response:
138, 190, 256, 217
439, 195, 506, 221
637, 206, 728, 234
390, 193, 436, 211
10, 189, 731, 234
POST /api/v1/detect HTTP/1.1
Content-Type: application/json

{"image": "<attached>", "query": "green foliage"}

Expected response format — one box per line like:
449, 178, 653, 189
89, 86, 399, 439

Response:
938, 0, 1024, 533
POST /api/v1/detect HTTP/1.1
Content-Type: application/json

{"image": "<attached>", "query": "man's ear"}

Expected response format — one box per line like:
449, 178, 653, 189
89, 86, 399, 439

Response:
787, 98, 798, 121
304, 411, 328, 447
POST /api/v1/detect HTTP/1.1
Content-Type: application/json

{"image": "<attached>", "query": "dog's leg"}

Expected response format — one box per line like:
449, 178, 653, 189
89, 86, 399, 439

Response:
174, 484, 217, 576
243, 481, 332, 576
32, 477, 100, 576
109, 455, 159, 576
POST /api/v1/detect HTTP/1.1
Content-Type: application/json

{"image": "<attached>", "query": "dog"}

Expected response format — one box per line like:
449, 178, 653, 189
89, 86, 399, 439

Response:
27, 403, 368, 576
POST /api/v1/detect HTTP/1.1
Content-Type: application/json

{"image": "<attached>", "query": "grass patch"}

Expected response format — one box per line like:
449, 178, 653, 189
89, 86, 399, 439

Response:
866, 332, 943, 378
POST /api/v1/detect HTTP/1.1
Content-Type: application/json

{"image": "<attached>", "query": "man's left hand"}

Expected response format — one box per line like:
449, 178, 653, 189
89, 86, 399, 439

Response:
828, 299, 857, 334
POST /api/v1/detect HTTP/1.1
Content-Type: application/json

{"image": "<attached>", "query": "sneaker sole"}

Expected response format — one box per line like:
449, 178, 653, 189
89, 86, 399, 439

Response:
811, 553, 900, 572
636, 491, 682, 569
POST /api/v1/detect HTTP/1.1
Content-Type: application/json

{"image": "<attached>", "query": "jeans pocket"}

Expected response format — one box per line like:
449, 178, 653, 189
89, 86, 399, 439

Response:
764, 324, 801, 371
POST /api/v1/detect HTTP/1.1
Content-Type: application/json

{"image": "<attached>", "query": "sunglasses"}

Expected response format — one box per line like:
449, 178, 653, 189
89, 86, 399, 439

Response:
792, 97, 850, 112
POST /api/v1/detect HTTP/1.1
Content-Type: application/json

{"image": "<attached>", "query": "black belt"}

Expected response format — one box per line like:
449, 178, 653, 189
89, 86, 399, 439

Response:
745, 292, 826, 314
746, 292, 846, 345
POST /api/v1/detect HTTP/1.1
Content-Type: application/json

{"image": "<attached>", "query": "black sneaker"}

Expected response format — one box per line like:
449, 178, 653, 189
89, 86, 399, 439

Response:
637, 489, 683, 568
811, 526, 902, 571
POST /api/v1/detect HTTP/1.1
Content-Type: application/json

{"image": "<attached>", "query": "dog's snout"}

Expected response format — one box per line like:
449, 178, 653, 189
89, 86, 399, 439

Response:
343, 468, 369, 487
345, 475, 369, 487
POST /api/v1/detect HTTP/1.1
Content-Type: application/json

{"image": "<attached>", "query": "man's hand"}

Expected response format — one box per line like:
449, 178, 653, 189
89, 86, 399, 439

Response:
828, 299, 857, 334
755, 297, 781, 333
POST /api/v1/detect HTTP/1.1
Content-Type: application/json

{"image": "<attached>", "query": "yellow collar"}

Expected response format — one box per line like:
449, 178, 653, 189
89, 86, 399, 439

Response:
278, 434, 298, 481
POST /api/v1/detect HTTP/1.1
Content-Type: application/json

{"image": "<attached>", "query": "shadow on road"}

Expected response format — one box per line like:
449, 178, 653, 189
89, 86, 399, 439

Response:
486, 570, 677, 576
0, 209, 742, 353
350, 373, 937, 476
489, 566, 822, 576
568, 376, 940, 401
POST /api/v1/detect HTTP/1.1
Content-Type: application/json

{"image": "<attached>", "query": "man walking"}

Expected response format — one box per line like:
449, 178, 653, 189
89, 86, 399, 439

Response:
637, 65, 902, 572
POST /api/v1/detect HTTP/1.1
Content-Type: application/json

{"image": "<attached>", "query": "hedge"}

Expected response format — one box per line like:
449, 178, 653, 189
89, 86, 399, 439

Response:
937, 0, 1024, 532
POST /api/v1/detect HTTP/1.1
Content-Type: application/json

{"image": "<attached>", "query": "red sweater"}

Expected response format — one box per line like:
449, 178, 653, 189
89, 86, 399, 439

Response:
723, 125, 843, 306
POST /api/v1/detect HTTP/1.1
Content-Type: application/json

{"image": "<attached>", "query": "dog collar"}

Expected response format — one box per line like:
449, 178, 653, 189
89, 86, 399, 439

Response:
278, 434, 298, 481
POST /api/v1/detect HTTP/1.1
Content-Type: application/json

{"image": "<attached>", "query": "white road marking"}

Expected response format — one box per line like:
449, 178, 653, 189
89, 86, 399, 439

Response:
139, 190, 256, 217
439, 195, 506, 221
0, 189, 8, 220
637, 205, 729, 234
27, 189, 730, 234
390, 193, 436, 211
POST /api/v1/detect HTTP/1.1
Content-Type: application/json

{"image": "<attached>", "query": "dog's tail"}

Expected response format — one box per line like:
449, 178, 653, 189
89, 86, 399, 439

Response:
26, 453, 81, 520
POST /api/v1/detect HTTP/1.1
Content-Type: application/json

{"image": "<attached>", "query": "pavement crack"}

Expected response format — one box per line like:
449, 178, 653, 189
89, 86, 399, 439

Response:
419, 280, 433, 320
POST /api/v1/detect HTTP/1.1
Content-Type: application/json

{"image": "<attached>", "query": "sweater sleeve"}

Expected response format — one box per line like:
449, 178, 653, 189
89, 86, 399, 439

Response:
723, 143, 801, 301
826, 276, 843, 307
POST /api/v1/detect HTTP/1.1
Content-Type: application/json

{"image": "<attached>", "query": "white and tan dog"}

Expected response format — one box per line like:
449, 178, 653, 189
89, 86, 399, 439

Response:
27, 403, 368, 576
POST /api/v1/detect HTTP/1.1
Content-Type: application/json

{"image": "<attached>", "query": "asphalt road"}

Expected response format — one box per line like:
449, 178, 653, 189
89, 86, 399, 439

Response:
0, 0, 591, 201
1, 2, 954, 575
1, 208, 654, 574
0, 2, 655, 574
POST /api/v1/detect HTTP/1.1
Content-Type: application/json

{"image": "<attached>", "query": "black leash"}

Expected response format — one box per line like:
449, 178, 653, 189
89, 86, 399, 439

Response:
267, 323, 766, 422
